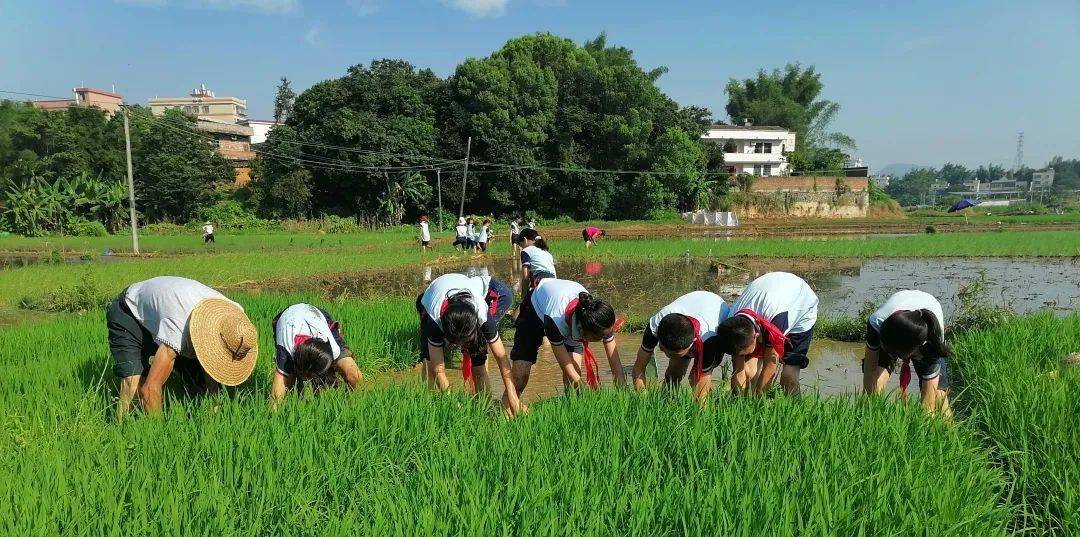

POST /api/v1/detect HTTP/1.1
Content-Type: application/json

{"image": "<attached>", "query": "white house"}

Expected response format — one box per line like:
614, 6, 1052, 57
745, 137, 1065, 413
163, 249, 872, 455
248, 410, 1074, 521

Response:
701, 124, 797, 176
245, 119, 280, 145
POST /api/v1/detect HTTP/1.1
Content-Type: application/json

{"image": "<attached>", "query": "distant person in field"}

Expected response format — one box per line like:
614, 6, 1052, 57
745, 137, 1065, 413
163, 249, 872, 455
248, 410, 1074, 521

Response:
465, 217, 477, 252
863, 290, 952, 417
477, 219, 491, 252
416, 273, 524, 416
515, 228, 556, 321
633, 291, 732, 406
202, 221, 215, 243
509, 218, 522, 257
582, 226, 604, 247
418, 215, 431, 252
452, 217, 469, 251
510, 278, 624, 398
270, 303, 363, 405
106, 276, 258, 420
717, 272, 818, 396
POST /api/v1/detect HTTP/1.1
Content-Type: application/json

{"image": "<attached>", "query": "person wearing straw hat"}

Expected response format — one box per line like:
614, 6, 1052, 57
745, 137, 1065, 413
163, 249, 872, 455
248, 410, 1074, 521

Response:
632, 291, 732, 406
270, 303, 363, 405
105, 276, 258, 419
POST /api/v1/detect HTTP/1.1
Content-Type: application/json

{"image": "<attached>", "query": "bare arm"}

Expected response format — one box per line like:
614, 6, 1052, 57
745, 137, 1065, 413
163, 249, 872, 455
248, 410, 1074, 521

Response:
488, 338, 523, 416
138, 344, 176, 415
753, 348, 779, 395
334, 356, 363, 389
270, 370, 295, 406
426, 343, 451, 391
692, 371, 713, 408
603, 338, 624, 387
632, 347, 652, 391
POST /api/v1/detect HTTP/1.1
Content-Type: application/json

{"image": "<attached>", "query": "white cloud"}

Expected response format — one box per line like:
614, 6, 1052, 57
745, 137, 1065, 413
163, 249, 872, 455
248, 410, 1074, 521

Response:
115, 0, 299, 14
347, 0, 380, 15
441, 0, 509, 18
304, 23, 322, 47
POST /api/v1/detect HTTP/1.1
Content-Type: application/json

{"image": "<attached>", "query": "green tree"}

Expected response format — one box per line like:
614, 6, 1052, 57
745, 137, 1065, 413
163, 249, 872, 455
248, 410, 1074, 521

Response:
886, 167, 940, 206
132, 108, 232, 222
939, 163, 971, 186
248, 125, 313, 219
725, 64, 854, 173
273, 77, 296, 123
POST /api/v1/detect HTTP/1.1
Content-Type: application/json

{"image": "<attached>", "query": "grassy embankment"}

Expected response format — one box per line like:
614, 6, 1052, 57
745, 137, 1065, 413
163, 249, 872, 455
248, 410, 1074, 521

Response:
0, 305, 1010, 534
2, 229, 1077, 311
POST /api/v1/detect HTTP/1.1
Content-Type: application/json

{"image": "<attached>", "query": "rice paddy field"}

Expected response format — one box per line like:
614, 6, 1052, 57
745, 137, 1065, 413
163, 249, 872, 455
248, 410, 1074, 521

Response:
1, 222, 1078, 534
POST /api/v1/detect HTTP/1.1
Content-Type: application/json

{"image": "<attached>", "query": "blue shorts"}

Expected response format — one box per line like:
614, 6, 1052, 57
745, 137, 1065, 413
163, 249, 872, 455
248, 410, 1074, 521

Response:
779, 328, 814, 369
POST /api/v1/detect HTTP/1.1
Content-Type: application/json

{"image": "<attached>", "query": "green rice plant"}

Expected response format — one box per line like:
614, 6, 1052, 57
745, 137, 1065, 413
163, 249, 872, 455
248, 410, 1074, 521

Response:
0, 380, 1010, 535
950, 313, 1080, 535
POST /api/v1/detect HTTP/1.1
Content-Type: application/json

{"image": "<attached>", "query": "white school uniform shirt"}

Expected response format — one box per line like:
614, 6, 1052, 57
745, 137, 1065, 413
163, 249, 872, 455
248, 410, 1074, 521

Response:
510, 221, 520, 237
419, 221, 431, 241
478, 225, 489, 243
203, 224, 214, 235
420, 273, 491, 330
731, 272, 818, 334
866, 290, 945, 348
124, 276, 241, 356
274, 303, 342, 368
642, 291, 731, 352
530, 278, 589, 344
521, 245, 557, 277
467, 223, 476, 240
455, 224, 468, 238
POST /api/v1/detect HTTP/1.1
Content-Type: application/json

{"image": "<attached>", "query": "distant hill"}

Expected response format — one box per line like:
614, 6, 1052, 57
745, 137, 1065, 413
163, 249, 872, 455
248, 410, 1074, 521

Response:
876, 163, 929, 177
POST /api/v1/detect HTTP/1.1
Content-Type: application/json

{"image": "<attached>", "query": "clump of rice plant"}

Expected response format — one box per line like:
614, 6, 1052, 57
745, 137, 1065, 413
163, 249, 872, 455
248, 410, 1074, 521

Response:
17, 272, 111, 313
950, 313, 1080, 534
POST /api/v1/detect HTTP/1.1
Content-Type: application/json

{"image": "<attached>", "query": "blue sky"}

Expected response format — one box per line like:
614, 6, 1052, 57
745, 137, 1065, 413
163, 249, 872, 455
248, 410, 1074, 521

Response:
3, 0, 1078, 171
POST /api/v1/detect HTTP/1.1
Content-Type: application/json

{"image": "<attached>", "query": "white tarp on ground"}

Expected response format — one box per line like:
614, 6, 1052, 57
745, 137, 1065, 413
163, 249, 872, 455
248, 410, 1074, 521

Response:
681, 210, 739, 226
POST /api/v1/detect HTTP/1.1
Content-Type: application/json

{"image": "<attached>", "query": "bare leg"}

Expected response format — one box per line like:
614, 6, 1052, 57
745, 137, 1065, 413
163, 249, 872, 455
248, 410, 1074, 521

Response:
472, 364, 491, 395
117, 374, 142, 422
511, 360, 532, 396
862, 349, 889, 395
779, 365, 801, 396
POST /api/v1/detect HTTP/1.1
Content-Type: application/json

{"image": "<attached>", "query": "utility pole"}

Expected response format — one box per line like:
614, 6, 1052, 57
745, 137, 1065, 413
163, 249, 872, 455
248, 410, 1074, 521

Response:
436, 168, 443, 231
458, 136, 471, 217
122, 105, 140, 254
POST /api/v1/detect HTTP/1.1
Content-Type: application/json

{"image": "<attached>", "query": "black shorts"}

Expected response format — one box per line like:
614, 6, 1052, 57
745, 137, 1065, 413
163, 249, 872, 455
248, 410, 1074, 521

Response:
421, 240, 430, 246
779, 328, 814, 369
875, 352, 951, 390
582, 229, 591, 242
106, 292, 205, 380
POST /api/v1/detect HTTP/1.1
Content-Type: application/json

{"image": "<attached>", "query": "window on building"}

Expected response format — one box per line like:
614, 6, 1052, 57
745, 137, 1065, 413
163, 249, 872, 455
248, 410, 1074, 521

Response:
754, 142, 773, 154
201, 105, 210, 114
753, 164, 773, 176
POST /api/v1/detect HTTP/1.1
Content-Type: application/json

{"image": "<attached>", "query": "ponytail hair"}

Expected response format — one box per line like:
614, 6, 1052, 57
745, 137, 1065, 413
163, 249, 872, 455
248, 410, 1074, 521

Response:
881, 309, 950, 359
441, 292, 480, 347
517, 228, 548, 250
576, 291, 615, 338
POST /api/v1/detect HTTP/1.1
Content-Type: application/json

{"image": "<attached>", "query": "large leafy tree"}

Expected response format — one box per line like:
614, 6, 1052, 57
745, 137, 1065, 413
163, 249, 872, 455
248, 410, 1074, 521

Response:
442, 32, 716, 219
248, 125, 312, 219
725, 64, 855, 173
132, 108, 232, 222
287, 59, 441, 219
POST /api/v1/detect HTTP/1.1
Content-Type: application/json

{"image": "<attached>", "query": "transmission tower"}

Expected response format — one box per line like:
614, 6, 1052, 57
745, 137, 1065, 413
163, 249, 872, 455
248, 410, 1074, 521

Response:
1015, 132, 1024, 170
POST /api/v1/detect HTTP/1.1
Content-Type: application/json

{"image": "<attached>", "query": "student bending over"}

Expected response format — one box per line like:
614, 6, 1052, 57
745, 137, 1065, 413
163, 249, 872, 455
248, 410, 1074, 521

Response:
270, 303, 363, 405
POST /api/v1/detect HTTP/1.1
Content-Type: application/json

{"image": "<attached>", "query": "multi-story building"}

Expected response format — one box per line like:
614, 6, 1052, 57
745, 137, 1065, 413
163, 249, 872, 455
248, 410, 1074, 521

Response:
701, 123, 797, 176
149, 84, 248, 124
31, 87, 124, 117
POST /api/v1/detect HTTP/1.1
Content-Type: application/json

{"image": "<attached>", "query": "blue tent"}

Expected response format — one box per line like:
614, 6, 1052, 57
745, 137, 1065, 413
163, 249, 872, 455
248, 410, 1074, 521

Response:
948, 199, 979, 213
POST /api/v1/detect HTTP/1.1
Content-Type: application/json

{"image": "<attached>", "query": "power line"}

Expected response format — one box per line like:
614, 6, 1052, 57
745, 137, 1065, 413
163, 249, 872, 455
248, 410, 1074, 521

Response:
0, 89, 72, 100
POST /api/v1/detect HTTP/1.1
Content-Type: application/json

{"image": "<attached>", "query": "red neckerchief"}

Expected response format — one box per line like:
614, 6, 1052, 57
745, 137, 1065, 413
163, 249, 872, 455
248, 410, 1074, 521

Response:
432, 293, 483, 387
685, 316, 705, 384
734, 309, 786, 360
563, 298, 600, 388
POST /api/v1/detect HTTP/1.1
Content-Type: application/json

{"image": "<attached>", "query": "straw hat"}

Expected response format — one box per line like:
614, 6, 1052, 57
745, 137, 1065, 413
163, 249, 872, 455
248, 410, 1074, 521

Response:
189, 298, 259, 386
457, 217, 466, 226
